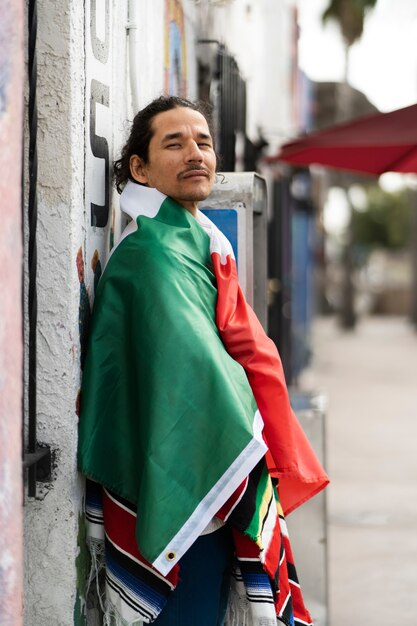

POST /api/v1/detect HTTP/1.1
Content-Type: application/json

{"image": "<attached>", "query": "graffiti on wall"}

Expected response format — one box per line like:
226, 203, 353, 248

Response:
164, 0, 187, 97
86, 0, 111, 231
79, 0, 116, 357
75, 1, 115, 618
79, 0, 116, 393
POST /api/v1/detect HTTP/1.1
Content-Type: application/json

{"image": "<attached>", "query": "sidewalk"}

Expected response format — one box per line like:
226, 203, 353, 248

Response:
300, 316, 417, 626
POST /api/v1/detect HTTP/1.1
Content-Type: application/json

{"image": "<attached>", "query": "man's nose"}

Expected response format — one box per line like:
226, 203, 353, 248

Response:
185, 141, 203, 162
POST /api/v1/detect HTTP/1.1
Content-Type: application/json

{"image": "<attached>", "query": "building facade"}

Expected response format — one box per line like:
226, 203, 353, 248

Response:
14, 1, 298, 623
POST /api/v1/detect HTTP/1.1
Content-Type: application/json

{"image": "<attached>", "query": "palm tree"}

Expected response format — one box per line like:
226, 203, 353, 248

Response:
322, 0, 378, 83
321, 0, 378, 328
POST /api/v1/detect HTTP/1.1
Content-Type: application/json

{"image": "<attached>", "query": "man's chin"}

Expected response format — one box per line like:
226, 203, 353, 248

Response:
176, 186, 214, 204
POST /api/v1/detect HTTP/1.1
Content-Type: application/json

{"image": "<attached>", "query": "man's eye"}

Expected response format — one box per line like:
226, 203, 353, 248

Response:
198, 143, 212, 148
166, 143, 181, 148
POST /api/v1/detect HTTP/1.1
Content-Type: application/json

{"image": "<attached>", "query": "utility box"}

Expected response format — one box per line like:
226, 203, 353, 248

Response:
288, 390, 329, 626
200, 172, 268, 330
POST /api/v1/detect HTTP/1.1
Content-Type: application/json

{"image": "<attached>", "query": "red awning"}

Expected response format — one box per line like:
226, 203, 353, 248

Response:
267, 103, 417, 176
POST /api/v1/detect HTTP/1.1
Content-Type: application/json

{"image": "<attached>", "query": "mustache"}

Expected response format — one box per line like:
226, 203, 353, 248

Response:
178, 165, 211, 178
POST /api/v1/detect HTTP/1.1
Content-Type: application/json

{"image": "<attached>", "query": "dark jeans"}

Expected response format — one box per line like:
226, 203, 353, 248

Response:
154, 524, 234, 626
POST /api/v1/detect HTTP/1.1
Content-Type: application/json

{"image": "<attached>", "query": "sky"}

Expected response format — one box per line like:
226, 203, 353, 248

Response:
297, 0, 417, 113
296, 0, 417, 218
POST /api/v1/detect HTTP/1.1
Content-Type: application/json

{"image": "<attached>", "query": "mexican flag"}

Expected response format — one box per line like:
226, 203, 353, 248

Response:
78, 181, 328, 577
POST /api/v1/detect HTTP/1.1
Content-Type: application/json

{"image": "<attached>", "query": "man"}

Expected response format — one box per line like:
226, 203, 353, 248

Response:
78, 96, 328, 626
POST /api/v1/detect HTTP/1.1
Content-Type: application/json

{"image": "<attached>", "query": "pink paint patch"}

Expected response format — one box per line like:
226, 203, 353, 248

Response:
0, 1, 24, 622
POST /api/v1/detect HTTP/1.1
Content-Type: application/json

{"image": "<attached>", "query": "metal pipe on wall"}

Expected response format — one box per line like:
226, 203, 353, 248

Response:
127, 0, 140, 113
27, 0, 38, 497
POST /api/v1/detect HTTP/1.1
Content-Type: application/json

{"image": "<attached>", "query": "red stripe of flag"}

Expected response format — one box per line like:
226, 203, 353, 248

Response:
103, 490, 179, 585
211, 252, 329, 515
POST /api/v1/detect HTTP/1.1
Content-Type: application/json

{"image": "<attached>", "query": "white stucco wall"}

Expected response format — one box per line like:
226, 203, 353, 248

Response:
23, 0, 86, 623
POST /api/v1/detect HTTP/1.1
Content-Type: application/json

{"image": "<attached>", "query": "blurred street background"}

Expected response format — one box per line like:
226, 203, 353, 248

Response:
283, 2, 417, 624
301, 316, 417, 625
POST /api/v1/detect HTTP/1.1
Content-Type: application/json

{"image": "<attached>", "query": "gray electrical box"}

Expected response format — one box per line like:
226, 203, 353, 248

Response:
199, 172, 268, 330
287, 391, 329, 626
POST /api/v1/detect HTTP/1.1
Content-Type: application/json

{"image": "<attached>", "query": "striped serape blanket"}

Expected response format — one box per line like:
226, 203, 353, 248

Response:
85, 463, 312, 626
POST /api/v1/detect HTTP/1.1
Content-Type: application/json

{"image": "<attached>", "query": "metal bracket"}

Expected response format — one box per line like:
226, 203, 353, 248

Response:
23, 445, 52, 497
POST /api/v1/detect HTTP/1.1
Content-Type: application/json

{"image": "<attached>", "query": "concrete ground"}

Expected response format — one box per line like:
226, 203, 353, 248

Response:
300, 316, 417, 626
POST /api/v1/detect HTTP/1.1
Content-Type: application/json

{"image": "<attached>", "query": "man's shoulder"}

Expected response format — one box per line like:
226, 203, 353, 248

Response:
101, 217, 178, 282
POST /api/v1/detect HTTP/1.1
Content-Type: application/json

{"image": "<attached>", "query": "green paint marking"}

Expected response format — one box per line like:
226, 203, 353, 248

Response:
73, 512, 90, 625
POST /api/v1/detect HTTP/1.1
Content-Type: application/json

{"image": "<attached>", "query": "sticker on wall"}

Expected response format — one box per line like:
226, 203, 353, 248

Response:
164, 0, 187, 97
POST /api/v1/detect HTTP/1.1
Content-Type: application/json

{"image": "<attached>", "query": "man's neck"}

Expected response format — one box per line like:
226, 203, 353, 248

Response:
177, 201, 198, 217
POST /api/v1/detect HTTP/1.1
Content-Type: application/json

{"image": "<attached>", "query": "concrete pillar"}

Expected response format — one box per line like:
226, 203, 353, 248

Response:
22, 0, 86, 623
0, 1, 24, 625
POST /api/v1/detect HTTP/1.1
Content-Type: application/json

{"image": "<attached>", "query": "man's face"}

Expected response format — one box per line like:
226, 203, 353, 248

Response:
130, 107, 216, 215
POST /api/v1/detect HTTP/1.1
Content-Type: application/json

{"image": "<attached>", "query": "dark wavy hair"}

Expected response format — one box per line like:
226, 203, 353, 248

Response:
113, 96, 215, 193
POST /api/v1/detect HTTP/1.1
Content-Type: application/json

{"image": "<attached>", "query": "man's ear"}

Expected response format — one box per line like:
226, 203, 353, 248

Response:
130, 155, 149, 185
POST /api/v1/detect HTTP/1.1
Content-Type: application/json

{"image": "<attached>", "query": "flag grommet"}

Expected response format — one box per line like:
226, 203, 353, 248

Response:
166, 551, 176, 561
